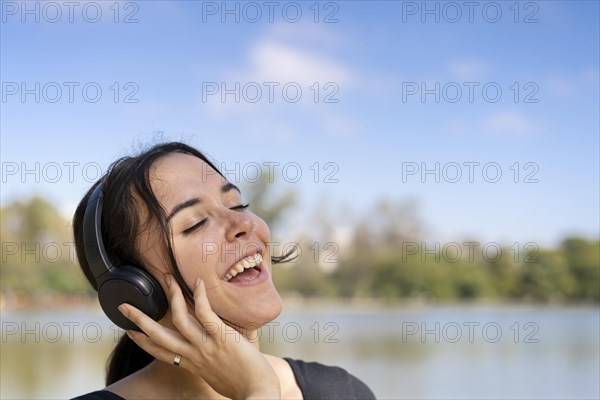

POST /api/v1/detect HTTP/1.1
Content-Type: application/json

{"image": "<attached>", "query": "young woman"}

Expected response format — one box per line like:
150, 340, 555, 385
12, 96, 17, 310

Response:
72, 142, 375, 399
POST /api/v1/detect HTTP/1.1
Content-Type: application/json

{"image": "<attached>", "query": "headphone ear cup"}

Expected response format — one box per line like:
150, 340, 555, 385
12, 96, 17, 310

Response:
97, 265, 168, 331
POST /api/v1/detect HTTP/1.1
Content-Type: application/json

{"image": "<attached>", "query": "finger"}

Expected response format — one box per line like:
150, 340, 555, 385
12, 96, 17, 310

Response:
166, 275, 208, 343
193, 279, 225, 335
165, 274, 190, 313
119, 303, 193, 356
126, 330, 194, 371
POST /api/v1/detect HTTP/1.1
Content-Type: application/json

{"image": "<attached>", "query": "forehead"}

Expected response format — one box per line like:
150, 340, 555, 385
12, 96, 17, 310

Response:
149, 153, 228, 203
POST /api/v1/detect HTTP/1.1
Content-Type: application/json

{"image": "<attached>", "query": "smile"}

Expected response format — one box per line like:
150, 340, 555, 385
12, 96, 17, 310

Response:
223, 253, 264, 283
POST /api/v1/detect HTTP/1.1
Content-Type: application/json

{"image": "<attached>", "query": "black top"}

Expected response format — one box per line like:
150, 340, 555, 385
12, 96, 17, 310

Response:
71, 358, 375, 400
283, 358, 375, 400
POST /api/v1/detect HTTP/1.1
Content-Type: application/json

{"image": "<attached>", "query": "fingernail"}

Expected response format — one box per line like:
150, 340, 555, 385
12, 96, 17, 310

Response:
118, 304, 128, 317
126, 330, 135, 340
195, 278, 201, 289
166, 274, 172, 288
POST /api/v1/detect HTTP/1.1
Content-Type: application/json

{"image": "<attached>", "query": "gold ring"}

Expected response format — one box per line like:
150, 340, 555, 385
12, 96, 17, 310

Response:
173, 354, 182, 366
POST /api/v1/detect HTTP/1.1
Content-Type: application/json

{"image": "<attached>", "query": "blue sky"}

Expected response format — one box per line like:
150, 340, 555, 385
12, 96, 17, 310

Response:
1, 0, 598, 247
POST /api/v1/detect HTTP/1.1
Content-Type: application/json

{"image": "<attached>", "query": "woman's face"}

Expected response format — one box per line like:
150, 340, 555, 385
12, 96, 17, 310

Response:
137, 153, 282, 329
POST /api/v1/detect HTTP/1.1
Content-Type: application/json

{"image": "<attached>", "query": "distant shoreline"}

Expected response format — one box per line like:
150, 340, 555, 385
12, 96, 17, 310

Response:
2, 291, 598, 312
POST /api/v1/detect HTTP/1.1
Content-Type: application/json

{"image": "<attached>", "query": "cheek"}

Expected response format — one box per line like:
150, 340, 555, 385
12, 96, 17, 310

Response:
253, 216, 270, 240
173, 236, 221, 287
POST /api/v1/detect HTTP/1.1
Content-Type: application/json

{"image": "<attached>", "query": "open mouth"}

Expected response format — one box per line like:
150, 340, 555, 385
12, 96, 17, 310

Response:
223, 253, 263, 283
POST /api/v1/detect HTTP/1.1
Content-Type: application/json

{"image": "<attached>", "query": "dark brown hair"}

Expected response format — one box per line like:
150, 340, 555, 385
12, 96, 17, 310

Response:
72, 142, 293, 385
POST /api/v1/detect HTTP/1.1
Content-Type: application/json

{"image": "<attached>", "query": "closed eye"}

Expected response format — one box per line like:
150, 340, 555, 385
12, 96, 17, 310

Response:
231, 203, 250, 211
181, 204, 248, 237
182, 219, 207, 236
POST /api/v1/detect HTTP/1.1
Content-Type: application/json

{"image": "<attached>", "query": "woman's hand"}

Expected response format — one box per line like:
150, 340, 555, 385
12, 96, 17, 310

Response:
118, 275, 281, 400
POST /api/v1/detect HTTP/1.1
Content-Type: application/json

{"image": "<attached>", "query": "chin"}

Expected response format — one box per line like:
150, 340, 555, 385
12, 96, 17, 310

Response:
233, 287, 283, 331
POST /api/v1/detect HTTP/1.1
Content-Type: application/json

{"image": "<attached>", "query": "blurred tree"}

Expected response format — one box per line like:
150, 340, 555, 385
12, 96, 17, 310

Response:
334, 199, 424, 298
272, 239, 336, 297
561, 237, 599, 301
370, 254, 425, 300
484, 246, 520, 300
241, 169, 296, 233
1, 196, 91, 299
451, 262, 494, 300
373, 199, 425, 249
1, 189, 598, 305
537, 249, 577, 301
331, 221, 376, 298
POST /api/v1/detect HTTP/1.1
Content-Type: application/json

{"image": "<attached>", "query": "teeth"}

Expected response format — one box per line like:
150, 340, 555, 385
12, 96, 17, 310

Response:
223, 253, 263, 281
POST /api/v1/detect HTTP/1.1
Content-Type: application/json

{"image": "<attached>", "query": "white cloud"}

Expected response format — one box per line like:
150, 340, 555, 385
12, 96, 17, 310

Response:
542, 68, 600, 98
220, 22, 355, 90
482, 110, 541, 136
446, 58, 490, 80
265, 22, 348, 51
248, 40, 353, 87
444, 110, 543, 137
545, 77, 577, 97
200, 23, 359, 139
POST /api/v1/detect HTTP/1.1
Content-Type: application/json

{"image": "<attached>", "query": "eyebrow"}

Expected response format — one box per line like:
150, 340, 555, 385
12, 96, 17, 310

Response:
166, 182, 241, 222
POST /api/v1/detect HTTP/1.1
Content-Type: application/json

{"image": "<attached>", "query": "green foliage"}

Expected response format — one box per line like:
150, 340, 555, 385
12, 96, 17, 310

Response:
1, 189, 598, 305
1, 196, 91, 298
561, 237, 600, 301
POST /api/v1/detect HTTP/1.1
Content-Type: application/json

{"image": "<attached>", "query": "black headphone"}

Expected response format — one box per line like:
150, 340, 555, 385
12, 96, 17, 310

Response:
82, 182, 168, 331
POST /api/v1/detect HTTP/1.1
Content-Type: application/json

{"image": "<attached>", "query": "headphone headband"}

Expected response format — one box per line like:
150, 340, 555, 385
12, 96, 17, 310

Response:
82, 182, 114, 284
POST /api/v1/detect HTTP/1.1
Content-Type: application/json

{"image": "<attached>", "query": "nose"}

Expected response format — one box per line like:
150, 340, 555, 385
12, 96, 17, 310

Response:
224, 210, 254, 242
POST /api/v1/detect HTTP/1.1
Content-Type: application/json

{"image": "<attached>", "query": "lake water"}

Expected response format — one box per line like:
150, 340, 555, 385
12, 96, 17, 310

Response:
1, 304, 598, 399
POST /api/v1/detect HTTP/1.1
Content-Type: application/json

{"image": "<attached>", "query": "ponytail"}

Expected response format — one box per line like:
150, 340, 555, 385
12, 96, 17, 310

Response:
106, 334, 153, 385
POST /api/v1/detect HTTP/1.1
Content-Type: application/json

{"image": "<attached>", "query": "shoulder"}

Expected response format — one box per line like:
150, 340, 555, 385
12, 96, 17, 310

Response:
284, 358, 376, 400
71, 390, 125, 400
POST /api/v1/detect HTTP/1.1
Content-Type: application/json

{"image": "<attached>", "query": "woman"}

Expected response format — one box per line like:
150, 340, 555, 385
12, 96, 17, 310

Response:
72, 142, 375, 399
